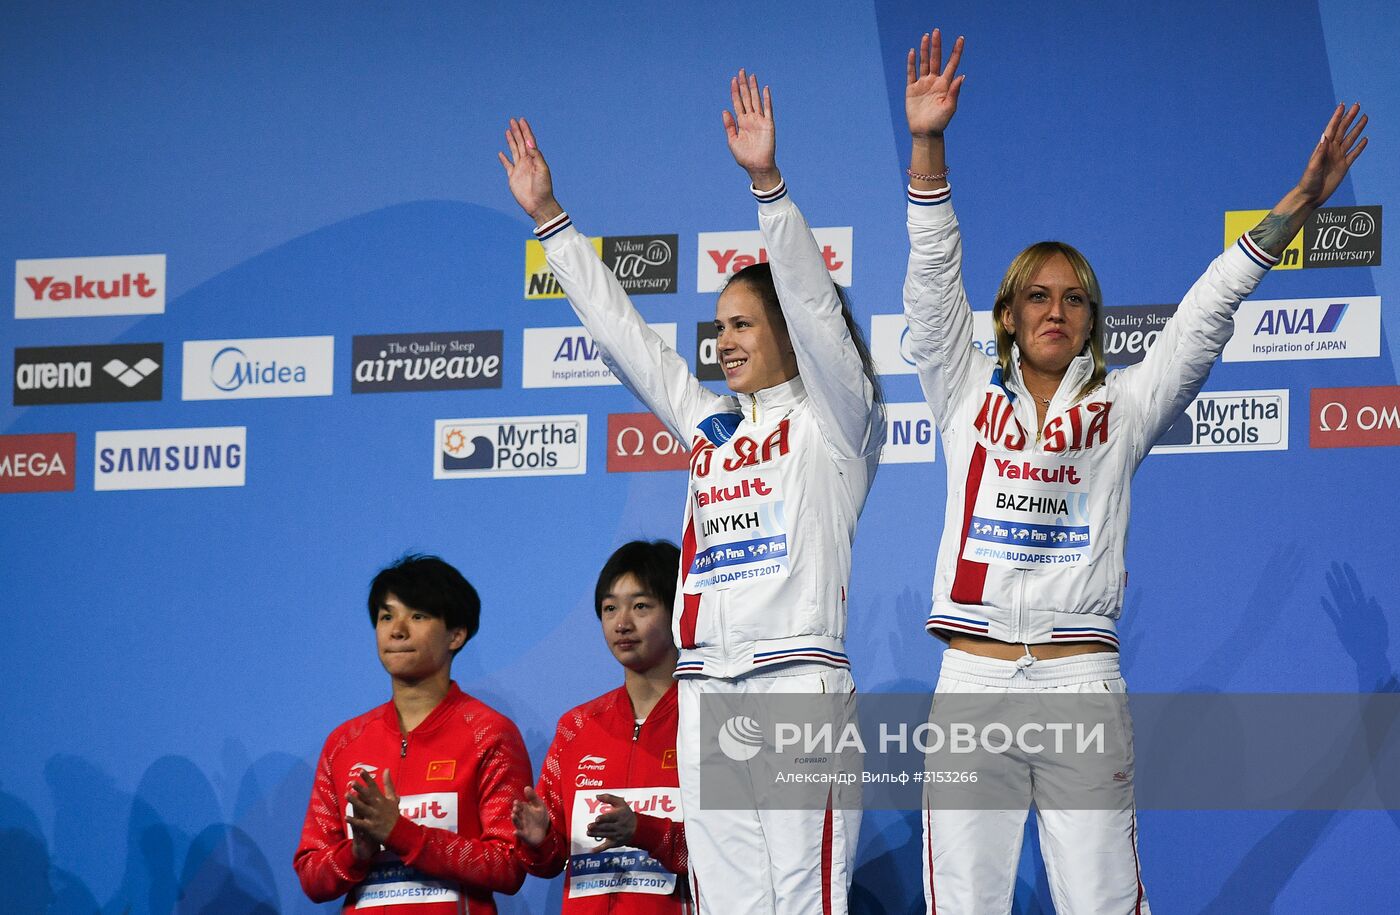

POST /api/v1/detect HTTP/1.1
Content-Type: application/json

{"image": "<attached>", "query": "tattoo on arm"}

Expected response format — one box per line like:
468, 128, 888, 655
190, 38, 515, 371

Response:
1247, 211, 1303, 258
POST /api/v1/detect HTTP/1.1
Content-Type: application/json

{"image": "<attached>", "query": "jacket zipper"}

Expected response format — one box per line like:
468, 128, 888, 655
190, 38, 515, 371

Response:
400, 734, 408, 758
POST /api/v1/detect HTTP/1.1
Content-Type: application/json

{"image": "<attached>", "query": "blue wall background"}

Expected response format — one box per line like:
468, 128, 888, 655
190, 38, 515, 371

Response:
3, 1, 1397, 911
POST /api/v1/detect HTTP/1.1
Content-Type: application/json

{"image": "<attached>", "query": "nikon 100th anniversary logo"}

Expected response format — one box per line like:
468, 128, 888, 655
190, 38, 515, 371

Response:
1224, 206, 1382, 269
524, 235, 678, 299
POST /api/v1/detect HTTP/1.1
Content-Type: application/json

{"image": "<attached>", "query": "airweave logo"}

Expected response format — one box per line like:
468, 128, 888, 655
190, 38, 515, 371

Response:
183, 336, 334, 400
0, 433, 76, 493
880, 402, 937, 464
1102, 305, 1176, 366
697, 228, 852, 293
435, 415, 586, 479
15, 254, 166, 318
524, 234, 677, 299
351, 331, 503, 393
522, 324, 677, 388
870, 312, 995, 375
13, 343, 163, 405
1153, 390, 1288, 454
94, 426, 246, 491
1224, 297, 1380, 363
1224, 206, 1381, 269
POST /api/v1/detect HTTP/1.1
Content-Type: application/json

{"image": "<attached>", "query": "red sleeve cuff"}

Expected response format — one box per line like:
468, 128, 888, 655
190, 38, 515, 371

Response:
383, 815, 423, 859
630, 812, 670, 856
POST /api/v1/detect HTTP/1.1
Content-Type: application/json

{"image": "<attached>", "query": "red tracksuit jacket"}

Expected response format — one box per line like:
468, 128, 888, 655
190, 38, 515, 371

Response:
517, 683, 689, 912
295, 682, 532, 913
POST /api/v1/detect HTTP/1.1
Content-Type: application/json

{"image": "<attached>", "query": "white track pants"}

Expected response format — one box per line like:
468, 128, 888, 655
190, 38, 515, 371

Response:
678, 666, 861, 915
922, 650, 1149, 915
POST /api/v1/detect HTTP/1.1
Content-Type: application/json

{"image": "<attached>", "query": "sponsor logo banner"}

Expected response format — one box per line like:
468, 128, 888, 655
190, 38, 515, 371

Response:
1224, 206, 1382, 269
524, 235, 677, 299
880, 402, 938, 464
94, 426, 246, 491
1224, 296, 1380, 362
696, 227, 852, 293
1153, 389, 1288, 454
607, 413, 689, 472
13, 343, 163, 405
435, 415, 586, 479
182, 336, 334, 400
1311, 386, 1400, 449
15, 254, 166, 319
0, 433, 76, 493
1102, 305, 1177, 366
522, 324, 676, 388
695, 322, 723, 381
351, 331, 503, 393
870, 312, 995, 375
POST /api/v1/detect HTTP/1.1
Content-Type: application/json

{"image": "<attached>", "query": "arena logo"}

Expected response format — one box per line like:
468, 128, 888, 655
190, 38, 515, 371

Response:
522, 323, 677, 388
880, 402, 938, 464
607, 413, 688, 472
434, 415, 587, 479
1310, 386, 1400, 449
869, 312, 995, 376
1223, 206, 1381, 270
1224, 296, 1380, 363
1102, 305, 1176, 366
351, 331, 503, 393
94, 426, 246, 491
1152, 389, 1288, 454
14, 254, 166, 319
182, 336, 334, 400
523, 234, 678, 299
13, 343, 163, 405
696, 228, 852, 293
0, 433, 76, 493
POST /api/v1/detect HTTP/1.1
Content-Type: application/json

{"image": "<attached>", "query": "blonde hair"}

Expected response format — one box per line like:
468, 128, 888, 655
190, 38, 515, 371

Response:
991, 241, 1106, 402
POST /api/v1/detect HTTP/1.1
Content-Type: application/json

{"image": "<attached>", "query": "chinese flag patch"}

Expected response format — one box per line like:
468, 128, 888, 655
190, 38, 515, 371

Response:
426, 759, 456, 781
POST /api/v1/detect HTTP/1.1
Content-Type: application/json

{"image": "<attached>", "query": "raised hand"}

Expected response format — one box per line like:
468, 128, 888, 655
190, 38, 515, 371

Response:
510, 785, 551, 847
498, 117, 564, 223
1297, 103, 1368, 207
723, 69, 781, 190
906, 29, 965, 138
346, 770, 400, 846
584, 793, 638, 851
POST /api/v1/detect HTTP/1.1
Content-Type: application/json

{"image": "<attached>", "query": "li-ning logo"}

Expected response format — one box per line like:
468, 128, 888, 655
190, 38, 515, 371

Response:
104, 357, 159, 388
717, 715, 764, 761
578, 755, 608, 771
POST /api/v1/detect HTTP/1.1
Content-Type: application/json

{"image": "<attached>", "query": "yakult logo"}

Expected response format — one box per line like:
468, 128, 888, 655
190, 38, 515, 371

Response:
15, 254, 166, 319
1311, 387, 1400, 449
696, 228, 852, 293
607, 413, 688, 473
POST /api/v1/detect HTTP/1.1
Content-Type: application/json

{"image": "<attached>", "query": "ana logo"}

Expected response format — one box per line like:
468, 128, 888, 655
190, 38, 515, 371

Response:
1153, 390, 1289, 455
94, 426, 246, 491
1224, 297, 1380, 363
351, 331, 503, 393
608, 413, 688, 473
696, 227, 852, 292
870, 312, 995, 375
0, 433, 76, 493
425, 760, 457, 781
880, 402, 938, 464
13, 343, 163, 405
435, 415, 587, 479
521, 324, 676, 388
183, 336, 334, 400
718, 715, 764, 762
1311, 386, 1400, 449
15, 254, 166, 318
1102, 305, 1176, 366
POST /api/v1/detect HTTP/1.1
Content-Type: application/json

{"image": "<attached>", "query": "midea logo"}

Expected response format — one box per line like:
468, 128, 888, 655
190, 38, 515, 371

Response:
210, 345, 307, 391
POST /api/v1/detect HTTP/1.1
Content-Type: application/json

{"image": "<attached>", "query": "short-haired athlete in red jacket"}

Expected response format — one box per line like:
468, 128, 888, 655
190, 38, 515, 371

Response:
294, 555, 533, 914
512, 541, 690, 912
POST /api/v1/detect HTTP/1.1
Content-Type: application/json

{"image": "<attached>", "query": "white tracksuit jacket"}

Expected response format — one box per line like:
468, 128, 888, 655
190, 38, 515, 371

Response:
537, 182, 884, 678
904, 184, 1278, 648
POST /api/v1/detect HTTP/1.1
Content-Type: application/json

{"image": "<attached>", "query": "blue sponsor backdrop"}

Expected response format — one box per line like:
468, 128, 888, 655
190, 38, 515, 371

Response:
2, 1, 1398, 911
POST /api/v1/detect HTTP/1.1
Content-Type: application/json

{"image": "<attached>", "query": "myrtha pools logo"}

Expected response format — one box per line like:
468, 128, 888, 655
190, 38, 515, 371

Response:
435, 415, 587, 479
